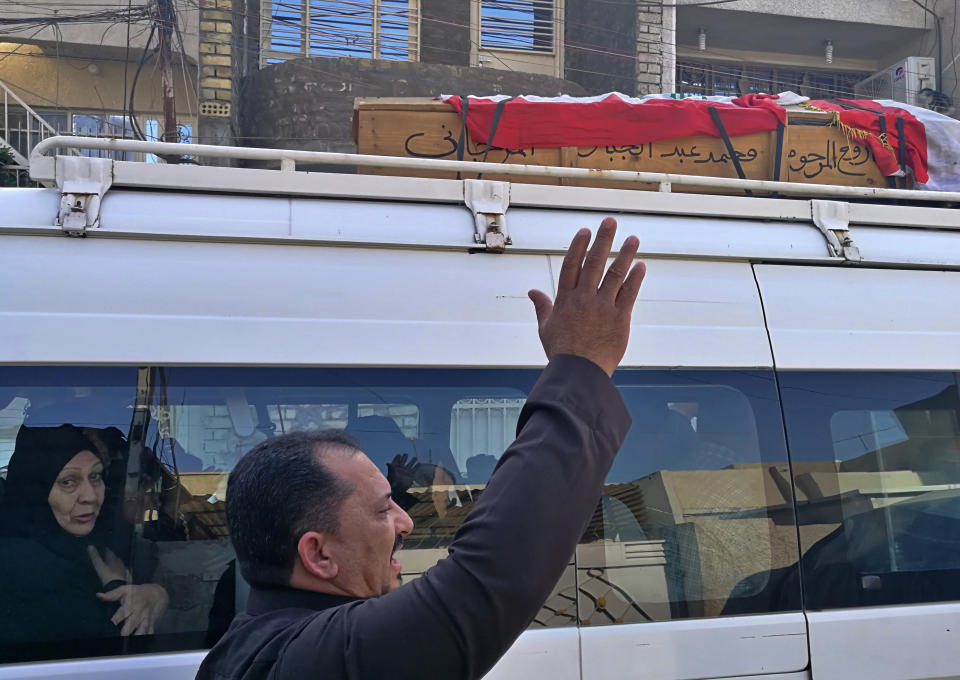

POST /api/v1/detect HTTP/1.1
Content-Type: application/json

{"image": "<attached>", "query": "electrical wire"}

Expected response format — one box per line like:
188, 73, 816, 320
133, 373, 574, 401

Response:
128, 21, 158, 140
911, 0, 942, 91
0, 0, 942, 147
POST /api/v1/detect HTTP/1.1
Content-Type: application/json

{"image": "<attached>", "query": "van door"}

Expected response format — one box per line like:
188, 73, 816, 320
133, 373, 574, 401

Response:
566, 252, 809, 680
755, 264, 960, 680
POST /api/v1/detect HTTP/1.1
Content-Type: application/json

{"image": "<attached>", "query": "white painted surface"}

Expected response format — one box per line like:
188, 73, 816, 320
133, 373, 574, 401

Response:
755, 265, 960, 370
482, 628, 581, 680
0, 188, 61, 226
0, 652, 205, 680
0, 629, 582, 680
0, 235, 553, 366
551, 256, 774, 368
807, 604, 960, 680
851, 225, 960, 268
579, 613, 808, 680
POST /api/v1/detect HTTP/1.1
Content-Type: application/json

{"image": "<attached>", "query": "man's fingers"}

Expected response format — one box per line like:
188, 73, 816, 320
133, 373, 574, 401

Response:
597, 235, 640, 300
527, 289, 554, 325
579, 217, 618, 291
556, 228, 591, 292
615, 261, 647, 310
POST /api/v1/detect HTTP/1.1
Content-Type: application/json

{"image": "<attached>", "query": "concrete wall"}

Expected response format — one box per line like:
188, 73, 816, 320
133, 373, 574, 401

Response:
564, 0, 637, 95
241, 57, 587, 156
420, 0, 471, 66
679, 0, 927, 28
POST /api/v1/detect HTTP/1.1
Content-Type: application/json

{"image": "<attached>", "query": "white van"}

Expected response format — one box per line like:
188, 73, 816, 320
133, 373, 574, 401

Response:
1, 137, 958, 680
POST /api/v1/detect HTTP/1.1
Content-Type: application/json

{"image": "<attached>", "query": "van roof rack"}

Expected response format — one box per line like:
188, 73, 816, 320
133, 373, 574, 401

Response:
29, 136, 960, 205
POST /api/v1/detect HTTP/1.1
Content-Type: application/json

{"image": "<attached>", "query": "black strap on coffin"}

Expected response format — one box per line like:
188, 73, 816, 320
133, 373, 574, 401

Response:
895, 115, 907, 178
771, 121, 786, 196
478, 95, 518, 180
708, 105, 752, 197
455, 95, 470, 180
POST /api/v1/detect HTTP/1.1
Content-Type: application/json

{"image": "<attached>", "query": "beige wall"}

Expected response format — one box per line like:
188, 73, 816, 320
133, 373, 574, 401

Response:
0, 49, 197, 129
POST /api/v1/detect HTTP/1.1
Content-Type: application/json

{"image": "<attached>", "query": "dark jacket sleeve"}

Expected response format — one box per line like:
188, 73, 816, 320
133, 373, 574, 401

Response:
278, 354, 632, 680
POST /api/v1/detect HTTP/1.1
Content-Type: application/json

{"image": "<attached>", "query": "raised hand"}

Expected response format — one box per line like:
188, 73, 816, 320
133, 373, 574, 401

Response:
528, 217, 645, 377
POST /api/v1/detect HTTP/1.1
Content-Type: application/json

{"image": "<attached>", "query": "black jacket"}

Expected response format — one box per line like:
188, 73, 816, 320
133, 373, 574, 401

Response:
196, 354, 631, 680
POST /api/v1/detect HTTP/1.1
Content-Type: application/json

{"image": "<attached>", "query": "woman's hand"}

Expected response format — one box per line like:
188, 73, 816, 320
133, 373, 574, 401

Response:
88, 545, 169, 635
87, 545, 131, 585
96, 583, 169, 636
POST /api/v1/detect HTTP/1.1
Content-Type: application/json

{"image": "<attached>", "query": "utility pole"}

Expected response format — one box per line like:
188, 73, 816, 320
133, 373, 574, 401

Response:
156, 0, 178, 146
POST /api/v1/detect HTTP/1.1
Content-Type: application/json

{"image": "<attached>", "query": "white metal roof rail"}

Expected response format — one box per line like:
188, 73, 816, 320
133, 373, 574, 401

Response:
29, 135, 960, 204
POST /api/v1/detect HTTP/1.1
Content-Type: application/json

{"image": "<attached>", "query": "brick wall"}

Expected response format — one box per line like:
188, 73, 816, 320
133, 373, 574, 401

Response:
197, 0, 236, 158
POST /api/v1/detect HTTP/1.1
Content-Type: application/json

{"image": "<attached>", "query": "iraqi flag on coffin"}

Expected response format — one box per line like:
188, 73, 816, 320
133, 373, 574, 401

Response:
439, 92, 931, 186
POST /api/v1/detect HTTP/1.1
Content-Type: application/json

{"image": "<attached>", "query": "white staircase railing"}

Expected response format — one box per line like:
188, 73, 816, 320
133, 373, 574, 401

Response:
0, 78, 79, 180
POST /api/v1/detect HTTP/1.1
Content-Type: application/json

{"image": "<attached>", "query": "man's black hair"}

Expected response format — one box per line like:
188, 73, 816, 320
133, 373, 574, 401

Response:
226, 429, 360, 588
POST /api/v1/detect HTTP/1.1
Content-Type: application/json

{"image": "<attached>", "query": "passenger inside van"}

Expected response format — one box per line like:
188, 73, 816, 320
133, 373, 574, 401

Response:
0, 425, 169, 646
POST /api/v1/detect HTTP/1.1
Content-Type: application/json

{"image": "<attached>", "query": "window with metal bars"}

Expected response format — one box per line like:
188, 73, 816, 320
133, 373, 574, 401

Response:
480, 0, 555, 53
676, 60, 871, 100
260, 0, 419, 65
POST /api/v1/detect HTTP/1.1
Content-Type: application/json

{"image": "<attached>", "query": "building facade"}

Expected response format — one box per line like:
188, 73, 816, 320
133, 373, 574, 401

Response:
0, 0, 954, 173
0, 0, 199, 181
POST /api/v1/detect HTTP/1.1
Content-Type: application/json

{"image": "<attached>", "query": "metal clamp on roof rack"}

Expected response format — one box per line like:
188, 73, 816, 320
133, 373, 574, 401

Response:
55, 155, 113, 236
464, 179, 511, 251
812, 200, 861, 263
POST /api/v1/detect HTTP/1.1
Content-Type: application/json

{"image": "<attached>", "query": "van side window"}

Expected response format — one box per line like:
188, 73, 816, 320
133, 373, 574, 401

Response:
0, 366, 802, 664
778, 372, 960, 609
579, 370, 800, 624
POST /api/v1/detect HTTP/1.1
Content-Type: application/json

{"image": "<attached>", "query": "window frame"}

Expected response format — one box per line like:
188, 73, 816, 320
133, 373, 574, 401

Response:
675, 59, 872, 99
259, 0, 421, 66
471, 0, 564, 77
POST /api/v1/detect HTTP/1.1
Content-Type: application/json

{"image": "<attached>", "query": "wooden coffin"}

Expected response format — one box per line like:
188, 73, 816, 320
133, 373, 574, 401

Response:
352, 97, 895, 192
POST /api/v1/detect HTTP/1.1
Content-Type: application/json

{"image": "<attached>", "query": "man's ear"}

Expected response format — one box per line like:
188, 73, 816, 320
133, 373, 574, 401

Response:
296, 530, 339, 580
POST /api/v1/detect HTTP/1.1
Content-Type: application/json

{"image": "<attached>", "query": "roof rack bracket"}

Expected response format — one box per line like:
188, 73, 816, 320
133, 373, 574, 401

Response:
464, 179, 511, 251
812, 199, 861, 263
55, 156, 113, 236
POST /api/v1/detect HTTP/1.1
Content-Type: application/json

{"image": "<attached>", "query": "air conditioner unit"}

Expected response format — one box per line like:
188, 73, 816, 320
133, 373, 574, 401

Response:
854, 56, 936, 105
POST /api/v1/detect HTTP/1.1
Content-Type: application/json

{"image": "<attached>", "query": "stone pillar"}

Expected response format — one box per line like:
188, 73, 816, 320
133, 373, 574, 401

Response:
636, 1, 666, 95
198, 0, 235, 163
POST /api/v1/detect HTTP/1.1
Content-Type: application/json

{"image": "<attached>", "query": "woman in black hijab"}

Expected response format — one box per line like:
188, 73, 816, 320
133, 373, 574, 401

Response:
0, 425, 168, 647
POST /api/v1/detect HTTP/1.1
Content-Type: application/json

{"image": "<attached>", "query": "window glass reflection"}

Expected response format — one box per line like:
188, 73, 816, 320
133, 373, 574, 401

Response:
779, 372, 960, 610
579, 370, 800, 624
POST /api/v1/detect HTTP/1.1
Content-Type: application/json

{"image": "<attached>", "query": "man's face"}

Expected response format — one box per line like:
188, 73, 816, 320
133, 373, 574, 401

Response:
322, 450, 414, 598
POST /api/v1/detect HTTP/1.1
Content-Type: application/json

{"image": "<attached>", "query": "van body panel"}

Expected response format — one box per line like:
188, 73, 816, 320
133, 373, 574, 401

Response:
579, 613, 809, 680
482, 629, 581, 680
4, 157, 960, 680
0, 652, 206, 680
754, 265, 960, 370
0, 235, 554, 366
551, 257, 774, 368
806, 604, 960, 680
